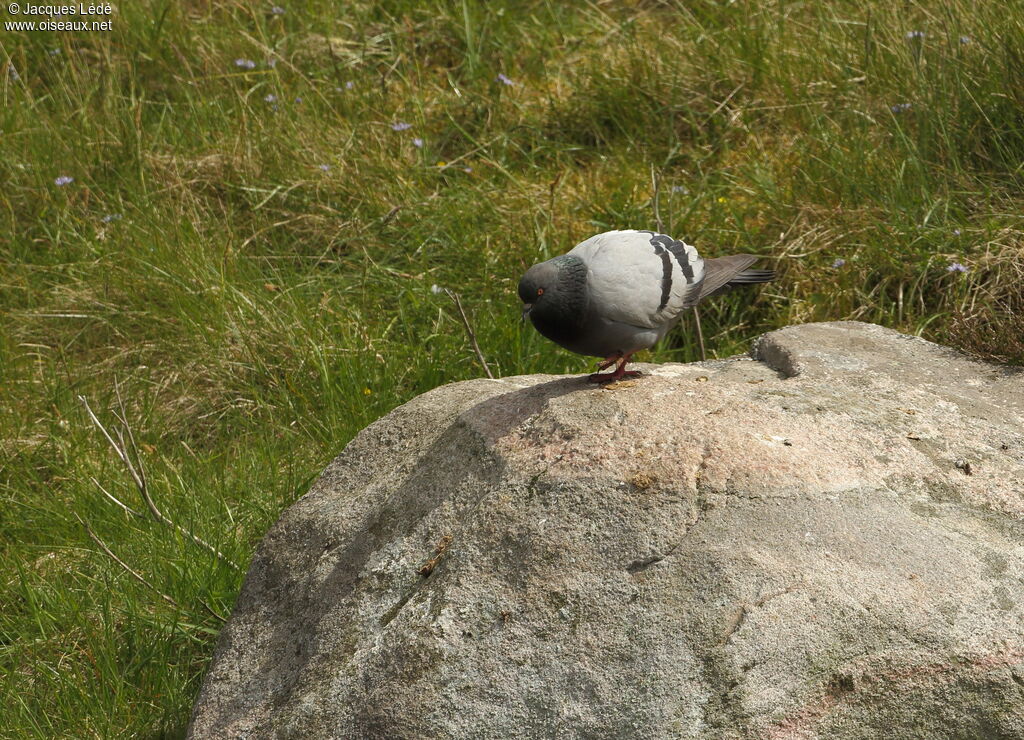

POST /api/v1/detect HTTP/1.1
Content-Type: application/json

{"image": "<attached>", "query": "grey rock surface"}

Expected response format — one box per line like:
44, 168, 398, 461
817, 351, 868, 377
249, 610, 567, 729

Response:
189, 321, 1024, 739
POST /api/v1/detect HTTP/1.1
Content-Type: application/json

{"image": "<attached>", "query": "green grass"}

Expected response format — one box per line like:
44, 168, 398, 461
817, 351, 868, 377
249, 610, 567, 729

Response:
2, 0, 1023, 735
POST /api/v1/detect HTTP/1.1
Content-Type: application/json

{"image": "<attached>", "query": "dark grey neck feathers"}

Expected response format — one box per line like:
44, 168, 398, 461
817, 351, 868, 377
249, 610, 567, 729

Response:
529, 255, 588, 344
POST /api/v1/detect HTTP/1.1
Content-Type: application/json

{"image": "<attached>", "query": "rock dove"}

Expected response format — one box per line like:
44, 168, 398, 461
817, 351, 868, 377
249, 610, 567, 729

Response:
518, 229, 774, 382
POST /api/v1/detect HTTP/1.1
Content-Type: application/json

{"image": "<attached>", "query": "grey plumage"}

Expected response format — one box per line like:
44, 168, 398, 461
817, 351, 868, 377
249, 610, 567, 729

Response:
518, 229, 774, 382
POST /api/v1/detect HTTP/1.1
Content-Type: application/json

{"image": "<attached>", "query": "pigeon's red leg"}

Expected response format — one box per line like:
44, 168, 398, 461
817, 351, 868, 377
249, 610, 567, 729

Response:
587, 353, 641, 383
609, 353, 642, 381
588, 354, 620, 382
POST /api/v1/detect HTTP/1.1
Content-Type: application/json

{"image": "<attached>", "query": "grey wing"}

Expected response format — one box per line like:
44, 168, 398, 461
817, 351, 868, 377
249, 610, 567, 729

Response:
698, 254, 766, 300
568, 230, 706, 329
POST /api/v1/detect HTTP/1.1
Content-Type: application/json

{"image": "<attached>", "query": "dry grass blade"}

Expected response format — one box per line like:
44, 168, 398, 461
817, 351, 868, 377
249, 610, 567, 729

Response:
444, 289, 495, 379
692, 308, 707, 362
74, 513, 227, 623
79, 394, 240, 571
90, 476, 143, 518
650, 164, 664, 233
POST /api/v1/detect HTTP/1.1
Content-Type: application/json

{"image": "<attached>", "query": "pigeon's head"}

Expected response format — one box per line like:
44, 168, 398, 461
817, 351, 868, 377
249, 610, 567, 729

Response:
518, 260, 560, 320
517, 255, 588, 328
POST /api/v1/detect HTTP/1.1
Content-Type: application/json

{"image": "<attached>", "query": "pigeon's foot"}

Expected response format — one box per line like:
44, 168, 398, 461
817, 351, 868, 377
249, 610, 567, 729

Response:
587, 369, 642, 384
587, 354, 638, 383
594, 354, 621, 372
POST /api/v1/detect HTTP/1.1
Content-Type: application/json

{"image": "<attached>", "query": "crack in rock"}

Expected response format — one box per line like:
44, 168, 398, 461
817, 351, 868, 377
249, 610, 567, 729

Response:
626, 542, 682, 574
719, 583, 802, 645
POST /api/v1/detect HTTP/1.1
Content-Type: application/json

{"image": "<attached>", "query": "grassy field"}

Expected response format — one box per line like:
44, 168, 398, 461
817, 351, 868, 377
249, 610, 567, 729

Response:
2, 0, 1023, 735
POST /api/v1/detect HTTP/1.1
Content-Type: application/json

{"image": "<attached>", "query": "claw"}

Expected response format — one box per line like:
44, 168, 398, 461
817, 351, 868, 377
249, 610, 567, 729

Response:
587, 353, 639, 383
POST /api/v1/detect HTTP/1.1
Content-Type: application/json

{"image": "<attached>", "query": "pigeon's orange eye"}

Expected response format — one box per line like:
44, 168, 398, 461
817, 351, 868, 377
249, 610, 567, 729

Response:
537, 288, 544, 296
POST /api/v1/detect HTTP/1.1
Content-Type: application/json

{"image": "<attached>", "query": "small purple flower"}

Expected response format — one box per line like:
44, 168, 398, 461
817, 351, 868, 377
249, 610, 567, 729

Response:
48, 49, 62, 56
345, 81, 354, 90
959, 36, 971, 45
54, 175, 73, 186
412, 137, 424, 148
294, 97, 302, 104
953, 228, 961, 236
318, 163, 331, 171
391, 121, 412, 131
831, 258, 846, 268
905, 30, 925, 40
271, 5, 285, 14
946, 262, 969, 273
671, 185, 688, 194
463, 166, 472, 173
235, 58, 257, 70
7, 66, 19, 82
497, 73, 515, 86
891, 103, 912, 113
101, 213, 122, 223
264, 93, 277, 103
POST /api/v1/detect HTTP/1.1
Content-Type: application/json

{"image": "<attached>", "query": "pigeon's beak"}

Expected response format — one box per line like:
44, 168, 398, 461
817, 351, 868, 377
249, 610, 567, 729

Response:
521, 303, 532, 323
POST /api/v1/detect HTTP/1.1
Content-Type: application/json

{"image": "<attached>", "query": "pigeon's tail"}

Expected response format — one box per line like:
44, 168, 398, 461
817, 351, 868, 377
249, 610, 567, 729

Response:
698, 254, 775, 301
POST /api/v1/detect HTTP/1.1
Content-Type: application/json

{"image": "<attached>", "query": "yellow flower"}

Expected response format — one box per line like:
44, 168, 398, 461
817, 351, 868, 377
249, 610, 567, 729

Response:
436, 161, 447, 168
717, 196, 727, 204
363, 387, 372, 395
